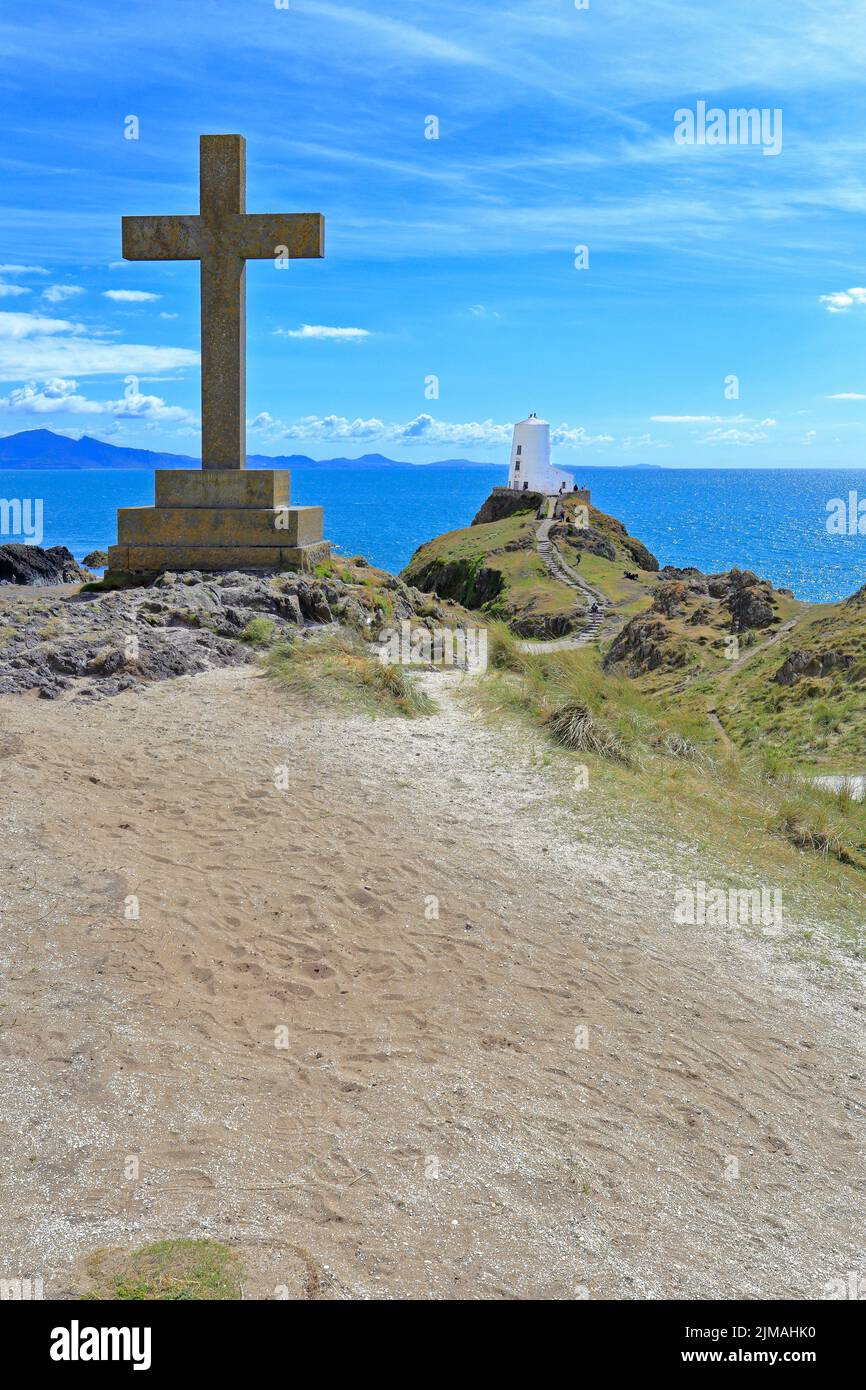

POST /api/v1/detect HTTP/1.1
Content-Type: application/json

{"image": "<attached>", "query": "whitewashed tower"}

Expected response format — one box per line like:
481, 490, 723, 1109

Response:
507, 413, 574, 493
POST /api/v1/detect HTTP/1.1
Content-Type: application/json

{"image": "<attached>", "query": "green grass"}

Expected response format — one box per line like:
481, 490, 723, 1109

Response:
265, 630, 435, 717
82, 1239, 241, 1301
240, 616, 275, 646
471, 623, 866, 957
712, 600, 866, 770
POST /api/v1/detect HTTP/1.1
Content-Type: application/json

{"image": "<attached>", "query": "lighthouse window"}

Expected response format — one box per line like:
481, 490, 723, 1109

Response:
516, 445, 522, 455
515, 460, 520, 470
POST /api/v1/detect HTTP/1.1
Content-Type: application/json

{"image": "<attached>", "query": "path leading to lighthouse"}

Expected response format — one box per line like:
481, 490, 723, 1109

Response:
519, 515, 612, 653
0, 663, 862, 1299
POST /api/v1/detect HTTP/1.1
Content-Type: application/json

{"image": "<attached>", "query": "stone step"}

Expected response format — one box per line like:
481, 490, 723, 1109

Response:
155, 468, 291, 510
117, 504, 323, 548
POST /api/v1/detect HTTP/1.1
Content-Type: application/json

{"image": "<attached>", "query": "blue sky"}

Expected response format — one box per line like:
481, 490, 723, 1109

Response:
1, 0, 865, 466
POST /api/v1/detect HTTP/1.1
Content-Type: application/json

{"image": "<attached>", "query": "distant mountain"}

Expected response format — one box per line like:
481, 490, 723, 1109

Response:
0, 429, 196, 470
0, 429, 495, 471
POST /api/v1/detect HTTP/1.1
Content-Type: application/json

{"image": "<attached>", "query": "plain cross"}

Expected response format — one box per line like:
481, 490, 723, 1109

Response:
122, 134, 324, 470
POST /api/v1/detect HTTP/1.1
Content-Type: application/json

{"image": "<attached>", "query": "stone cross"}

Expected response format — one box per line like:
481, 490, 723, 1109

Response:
122, 134, 324, 471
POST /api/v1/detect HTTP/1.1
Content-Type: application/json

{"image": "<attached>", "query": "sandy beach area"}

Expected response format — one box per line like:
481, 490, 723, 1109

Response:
0, 648, 862, 1300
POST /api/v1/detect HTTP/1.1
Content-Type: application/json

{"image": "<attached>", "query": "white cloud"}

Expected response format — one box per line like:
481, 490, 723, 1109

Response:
252, 412, 387, 442
103, 289, 161, 303
248, 411, 612, 449
275, 324, 371, 341
0, 264, 47, 275
0, 284, 31, 298
0, 376, 196, 426
160, 312, 179, 320
467, 304, 501, 319
651, 414, 750, 424
0, 378, 102, 415
826, 392, 866, 399
42, 284, 85, 304
550, 424, 614, 447
0, 309, 198, 380
395, 414, 511, 445
621, 433, 669, 450
819, 286, 866, 313
0, 311, 82, 339
702, 425, 770, 445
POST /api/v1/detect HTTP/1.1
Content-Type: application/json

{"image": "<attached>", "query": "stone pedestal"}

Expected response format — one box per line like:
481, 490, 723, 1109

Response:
106, 469, 331, 577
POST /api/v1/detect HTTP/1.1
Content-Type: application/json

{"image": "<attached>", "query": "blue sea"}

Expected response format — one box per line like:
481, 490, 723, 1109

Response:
2, 465, 865, 604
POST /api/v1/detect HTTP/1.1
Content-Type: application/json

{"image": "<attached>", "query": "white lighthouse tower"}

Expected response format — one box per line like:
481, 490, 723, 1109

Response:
507, 413, 574, 494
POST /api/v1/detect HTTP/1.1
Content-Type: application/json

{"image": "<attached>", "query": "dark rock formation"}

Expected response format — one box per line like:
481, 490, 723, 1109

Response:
0, 565, 450, 700
401, 555, 504, 610
471, 489, 544, 526
83, 549, 110, 568
603, 616, 690, 675
772, 649, 855, 686
0, 544, 92, 586
551, 521, 615, 562
660, 564, 778, 630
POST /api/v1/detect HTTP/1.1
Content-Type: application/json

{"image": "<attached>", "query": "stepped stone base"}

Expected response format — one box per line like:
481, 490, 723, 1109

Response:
105, 468, 331, 578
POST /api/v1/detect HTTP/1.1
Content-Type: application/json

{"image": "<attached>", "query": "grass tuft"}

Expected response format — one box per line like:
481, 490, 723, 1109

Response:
240, 616, 275, 647
82, 1239, 241, 1301
265, 630, 435, 717
546, 701, 629, 763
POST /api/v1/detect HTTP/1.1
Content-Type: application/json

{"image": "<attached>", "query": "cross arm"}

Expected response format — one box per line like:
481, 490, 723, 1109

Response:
231, 213, 324, 261
122, 215, 203, 260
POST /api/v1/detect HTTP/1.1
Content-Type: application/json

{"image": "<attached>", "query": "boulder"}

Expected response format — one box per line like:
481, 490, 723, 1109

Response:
772, 649, 854, 686
0, 544, 92, 586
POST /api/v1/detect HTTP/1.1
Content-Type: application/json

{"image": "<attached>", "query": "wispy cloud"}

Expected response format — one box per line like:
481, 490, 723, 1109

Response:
103, 289, 161, 303
274, 324, 371, 341
42, 284, 85, 303
0, 310, 197, 380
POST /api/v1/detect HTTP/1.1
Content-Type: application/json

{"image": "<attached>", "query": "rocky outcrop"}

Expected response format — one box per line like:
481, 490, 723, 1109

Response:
0, 544, 92, 586
83, 549, 109, 569
651, 581, 687, 618
722, 569, 776, 630
509, 610, 577, 640
588, 510, 659, 572
401, 555, 504, 609
772, 649, 855, 686
658, 564, 778, 630
0, 566, 454, 700
471, 490, 544, 526
550, 520, 615, 562
603, 615, 690, 676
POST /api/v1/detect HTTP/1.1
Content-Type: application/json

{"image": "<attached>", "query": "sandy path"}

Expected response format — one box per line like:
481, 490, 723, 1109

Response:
0, 666, 863, 1300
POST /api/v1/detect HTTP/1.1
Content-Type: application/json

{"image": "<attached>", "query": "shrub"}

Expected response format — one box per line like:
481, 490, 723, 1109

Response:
240, 616, 275, 646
